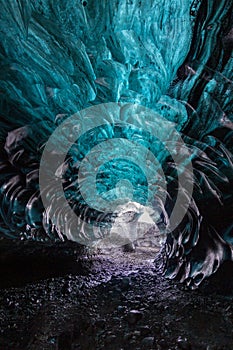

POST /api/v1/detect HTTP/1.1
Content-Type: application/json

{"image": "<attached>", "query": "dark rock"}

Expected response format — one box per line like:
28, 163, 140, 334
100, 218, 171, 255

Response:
126, 310, 143, 325
58, 332, 72, 350
123, 243, 136, 253
158, 338, 169, 349
105, 334, 117, 344
141, 336, 155, 348
95, 318, 106, 329
138, 325, 151, 336
121, 277, 131, 290
124, 332, 134, 341
117, 305, 125, 312
177, 336, 191, 349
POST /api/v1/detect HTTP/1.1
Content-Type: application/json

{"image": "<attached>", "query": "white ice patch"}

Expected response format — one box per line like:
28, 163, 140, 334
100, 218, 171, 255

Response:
92, 201, 165, 249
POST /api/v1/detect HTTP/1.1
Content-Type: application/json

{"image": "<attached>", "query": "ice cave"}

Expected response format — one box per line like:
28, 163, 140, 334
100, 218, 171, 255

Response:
0, 0, 232, 349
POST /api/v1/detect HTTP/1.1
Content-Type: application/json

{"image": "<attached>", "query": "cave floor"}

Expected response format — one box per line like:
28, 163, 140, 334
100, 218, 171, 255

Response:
0, 247, 233, 350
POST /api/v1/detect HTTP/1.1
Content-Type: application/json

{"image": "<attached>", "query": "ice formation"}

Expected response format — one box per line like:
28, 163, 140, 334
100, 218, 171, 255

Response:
0, 0, 232, 287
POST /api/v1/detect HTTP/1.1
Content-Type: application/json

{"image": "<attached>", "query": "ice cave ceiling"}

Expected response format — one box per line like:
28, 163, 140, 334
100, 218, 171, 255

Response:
0, 0, 232, 288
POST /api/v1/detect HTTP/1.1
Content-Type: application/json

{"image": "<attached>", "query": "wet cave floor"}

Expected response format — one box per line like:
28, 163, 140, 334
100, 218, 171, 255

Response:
0, 247, 233, 350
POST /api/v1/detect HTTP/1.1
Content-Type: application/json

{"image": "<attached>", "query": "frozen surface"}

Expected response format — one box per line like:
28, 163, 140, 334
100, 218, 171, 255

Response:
0, 0, 232, 287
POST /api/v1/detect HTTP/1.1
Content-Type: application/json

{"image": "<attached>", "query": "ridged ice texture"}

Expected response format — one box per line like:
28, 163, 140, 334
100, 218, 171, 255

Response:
0, 0, 233, 287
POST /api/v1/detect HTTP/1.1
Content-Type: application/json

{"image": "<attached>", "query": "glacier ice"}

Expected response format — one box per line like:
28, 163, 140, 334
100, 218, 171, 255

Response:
0, 0, 232, 287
